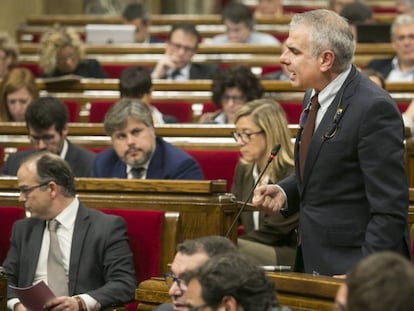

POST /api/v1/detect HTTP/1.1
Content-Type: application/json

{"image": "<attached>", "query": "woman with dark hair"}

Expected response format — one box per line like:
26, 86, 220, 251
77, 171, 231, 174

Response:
199, 65, 264, 124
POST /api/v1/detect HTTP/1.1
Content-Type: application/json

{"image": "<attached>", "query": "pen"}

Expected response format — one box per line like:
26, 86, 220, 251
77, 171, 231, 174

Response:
261, 265, 292, 272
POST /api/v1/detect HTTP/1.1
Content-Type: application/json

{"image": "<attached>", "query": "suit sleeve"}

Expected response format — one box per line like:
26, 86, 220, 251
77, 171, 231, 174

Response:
171, 158, 204, 180
359, 98, 409, 255
278, 171, 300, 217
86, 216, 136, 307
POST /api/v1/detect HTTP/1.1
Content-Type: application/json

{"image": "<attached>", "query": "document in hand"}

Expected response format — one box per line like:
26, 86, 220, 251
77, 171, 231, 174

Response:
9, 280, 55, 310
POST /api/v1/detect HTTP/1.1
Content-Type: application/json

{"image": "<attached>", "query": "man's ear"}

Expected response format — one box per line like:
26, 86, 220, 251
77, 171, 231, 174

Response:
62, 124, 69, 137
220, 296, 239, 311
320, 50, 335, 72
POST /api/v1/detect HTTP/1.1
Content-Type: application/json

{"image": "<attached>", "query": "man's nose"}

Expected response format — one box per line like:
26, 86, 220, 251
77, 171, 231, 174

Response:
168, 281, 181, 297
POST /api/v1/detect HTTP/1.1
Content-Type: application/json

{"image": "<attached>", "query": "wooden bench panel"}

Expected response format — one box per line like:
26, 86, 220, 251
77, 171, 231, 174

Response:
0, 178, 240, 243
24, 9, 396, 26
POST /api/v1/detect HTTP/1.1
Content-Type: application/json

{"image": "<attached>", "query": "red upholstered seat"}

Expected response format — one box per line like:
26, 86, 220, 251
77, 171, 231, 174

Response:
184, 149, 240, 192
397, 101, 410, 114
152, 101, 193, 123
63, 101, 81, 122
102, 64, 151, 79
202, 102, 218, 114
99, 209, 165, 311
88, 101, 115, 123
98, 208, 164, 283
0, 206, 26, 264
280, 102, 303, 124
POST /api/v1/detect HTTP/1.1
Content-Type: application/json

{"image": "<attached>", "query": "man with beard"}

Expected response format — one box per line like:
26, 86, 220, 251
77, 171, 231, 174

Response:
91, 98, 203, 179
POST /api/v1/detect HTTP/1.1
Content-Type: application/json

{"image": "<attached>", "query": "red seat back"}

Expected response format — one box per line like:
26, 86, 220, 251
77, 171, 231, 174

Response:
98, 208, 164, 283
63, 101, 81, 122
152, 101, 193, 123
280, 102, 303, 124
185, 149, 240, 192
0, 206, 26, 263
397, 101, 410, 114
88, 101, 115, 123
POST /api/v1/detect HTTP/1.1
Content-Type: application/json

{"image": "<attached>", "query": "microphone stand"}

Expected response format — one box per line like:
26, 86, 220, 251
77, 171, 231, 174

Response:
225, 144, 281, 238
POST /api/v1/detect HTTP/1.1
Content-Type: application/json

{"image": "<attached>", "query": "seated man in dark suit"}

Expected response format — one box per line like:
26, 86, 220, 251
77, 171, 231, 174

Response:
91, 98, 204, 179
3, 152, 136, 311
122, 2, 164, 43
151, 23, 219, 80
366, 14, 414, 81
1, 96, 95, 177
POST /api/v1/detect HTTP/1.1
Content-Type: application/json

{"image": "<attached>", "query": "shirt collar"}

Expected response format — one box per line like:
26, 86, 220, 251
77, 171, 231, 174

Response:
312, 66, 352, 109
59, 139, 69, 160
53, 197, 79, 230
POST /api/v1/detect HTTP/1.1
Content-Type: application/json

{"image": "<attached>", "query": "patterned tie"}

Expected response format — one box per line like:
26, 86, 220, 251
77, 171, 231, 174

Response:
131, 167, 145, 179
299, 94, 320, 179
47, 219, 68, 296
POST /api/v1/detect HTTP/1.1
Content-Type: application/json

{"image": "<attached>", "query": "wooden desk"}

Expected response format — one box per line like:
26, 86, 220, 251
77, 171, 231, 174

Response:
18, 42, 394, 56
24, 10, 395, 27
135, 272, 343, 311
0, 178, 239, 243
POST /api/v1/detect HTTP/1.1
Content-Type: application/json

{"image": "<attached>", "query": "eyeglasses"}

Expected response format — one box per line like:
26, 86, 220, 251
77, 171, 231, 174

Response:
164, 272, 185, 293
221, 95, 245, 104
232, 130, 264, 143
29, 134, 55, 145
168, 41, 196, 53
19, 181, 51, 197
180, 303, 209, 311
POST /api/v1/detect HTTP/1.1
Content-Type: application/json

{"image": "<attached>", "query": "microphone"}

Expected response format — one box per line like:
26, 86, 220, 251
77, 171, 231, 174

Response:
225, 144, 281, 238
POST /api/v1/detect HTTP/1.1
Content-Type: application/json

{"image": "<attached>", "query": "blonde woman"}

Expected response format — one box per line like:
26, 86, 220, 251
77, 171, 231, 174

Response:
0, 68, 39, 122
39, 26, 107, 78
231, 98, 299, 266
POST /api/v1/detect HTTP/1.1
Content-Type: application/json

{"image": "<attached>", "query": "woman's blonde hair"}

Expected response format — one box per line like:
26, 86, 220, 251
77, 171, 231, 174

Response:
0, 67, 39, 121
0, 32, 19, 72
235, 98, 294, 182
39, 26, 85, 75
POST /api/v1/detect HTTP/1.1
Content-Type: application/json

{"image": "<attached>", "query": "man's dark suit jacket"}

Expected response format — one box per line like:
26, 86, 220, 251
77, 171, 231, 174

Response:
157, 63, 219, 80
2, 203, 136, 308
148, 36, 164, 43
279, 66, 410, 275
91, 136, 204, 179
1, 140, 96, 177
365, 57, 394, 80
189, 63, 219, 79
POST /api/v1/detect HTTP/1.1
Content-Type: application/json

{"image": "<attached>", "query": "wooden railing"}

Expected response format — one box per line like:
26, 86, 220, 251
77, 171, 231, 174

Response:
0, 177, 240, 248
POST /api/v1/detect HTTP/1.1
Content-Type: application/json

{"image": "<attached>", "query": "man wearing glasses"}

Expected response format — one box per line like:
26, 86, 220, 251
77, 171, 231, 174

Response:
1, 96, 95, 177
157, 236, 236, 311
3, 152, 136, 311
151, 23, 219, 81
181, 252, 290, 311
